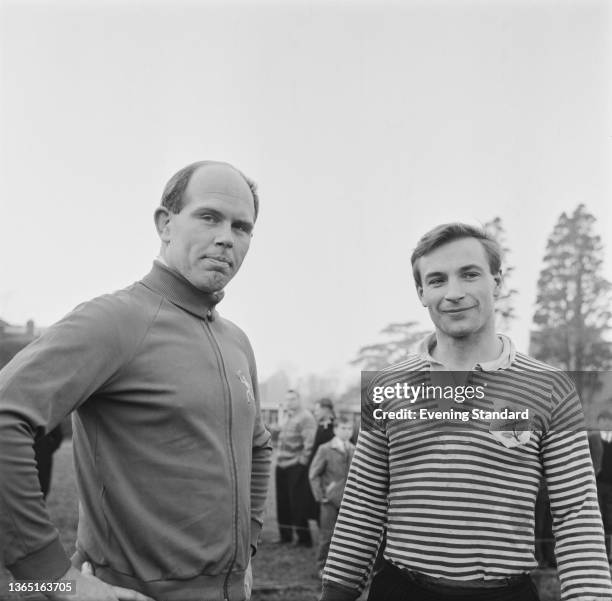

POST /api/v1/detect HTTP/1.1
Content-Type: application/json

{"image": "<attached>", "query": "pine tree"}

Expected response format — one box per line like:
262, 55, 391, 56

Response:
350, 321, 430, 371
483, 217, 518, 333
531, 204, 612, 398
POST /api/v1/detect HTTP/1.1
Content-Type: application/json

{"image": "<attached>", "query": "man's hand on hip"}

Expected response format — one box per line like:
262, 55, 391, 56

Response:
44, 564, 156, 601
244, 560, 253, 600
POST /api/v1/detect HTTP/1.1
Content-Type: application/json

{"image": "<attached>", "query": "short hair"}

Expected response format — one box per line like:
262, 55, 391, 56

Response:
598, 409, 612, 421
161, 161, 259, 221
411, 222, 502, 288
315, 397, 334, 412
335, 415, 353, 427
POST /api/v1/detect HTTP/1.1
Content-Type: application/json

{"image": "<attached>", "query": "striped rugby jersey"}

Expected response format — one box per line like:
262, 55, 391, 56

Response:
322, 336, 612, 601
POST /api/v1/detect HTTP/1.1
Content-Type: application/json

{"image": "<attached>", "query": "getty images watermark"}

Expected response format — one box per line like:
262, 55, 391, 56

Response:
370, 381, 528, 422
360, 371, 612, 443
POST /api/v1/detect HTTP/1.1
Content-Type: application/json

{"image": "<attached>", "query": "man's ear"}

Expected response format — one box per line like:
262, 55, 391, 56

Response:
154, 207, 172, 243
414, 261, 427, 306
417, 285, 427, 307
493, 270, 503, 298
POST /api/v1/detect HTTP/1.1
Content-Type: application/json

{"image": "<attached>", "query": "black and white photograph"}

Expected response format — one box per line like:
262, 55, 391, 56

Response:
1, 1, 611, 600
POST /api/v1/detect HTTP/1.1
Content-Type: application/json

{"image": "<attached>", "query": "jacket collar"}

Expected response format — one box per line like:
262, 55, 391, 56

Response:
330, 436, 352, 453
141, 260, 224, 321
416, 332, 516, 371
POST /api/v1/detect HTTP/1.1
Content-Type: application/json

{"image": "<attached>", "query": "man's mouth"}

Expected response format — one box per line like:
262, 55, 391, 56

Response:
202, 256, 233, 268
442, 306, 477, 314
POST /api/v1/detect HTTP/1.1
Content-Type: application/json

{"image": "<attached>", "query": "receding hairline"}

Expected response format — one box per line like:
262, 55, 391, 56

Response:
161, 160, 259, 221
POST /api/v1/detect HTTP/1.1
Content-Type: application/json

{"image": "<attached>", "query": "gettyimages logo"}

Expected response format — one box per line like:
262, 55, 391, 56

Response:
371, 382, 486, 404
360, 370, 609, 436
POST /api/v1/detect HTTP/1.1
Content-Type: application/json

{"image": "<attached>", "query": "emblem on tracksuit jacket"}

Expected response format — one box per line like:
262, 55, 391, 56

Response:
237, 370, 255, 404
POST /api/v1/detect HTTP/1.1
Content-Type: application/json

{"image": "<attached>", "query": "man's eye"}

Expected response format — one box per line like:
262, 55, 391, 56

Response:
234, 223, 253, 235
464, 272, 479, 279
428, 279, 443, 286
201, 213, 218, 222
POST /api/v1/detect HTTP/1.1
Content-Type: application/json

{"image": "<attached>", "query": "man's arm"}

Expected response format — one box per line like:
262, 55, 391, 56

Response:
248, 357, 273, 554
0, 296, 150, 583
320, 429, 389, 601
308, 447, 327, 502
542, 381, 612, 601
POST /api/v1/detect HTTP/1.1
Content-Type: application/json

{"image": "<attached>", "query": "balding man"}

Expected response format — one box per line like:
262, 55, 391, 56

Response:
0, 161, 272, 601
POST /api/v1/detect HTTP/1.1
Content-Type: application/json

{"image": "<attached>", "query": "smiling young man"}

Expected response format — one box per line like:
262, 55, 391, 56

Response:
321, 223, 612, 601
0, 161, 272, 601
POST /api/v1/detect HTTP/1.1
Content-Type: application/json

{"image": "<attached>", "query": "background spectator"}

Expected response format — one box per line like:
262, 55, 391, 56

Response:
596, 408, 612, 562
33, 425, 63, 499
308, 398, 337, 523
309, 416, 355, 576
276, 389, 316, 547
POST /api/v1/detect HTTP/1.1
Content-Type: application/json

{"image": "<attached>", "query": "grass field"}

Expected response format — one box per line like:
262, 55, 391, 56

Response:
2, 441, 561, 601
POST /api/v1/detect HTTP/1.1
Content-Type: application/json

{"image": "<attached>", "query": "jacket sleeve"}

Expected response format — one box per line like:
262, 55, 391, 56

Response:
309, 446, 327, 502
248, 351, 273, 553
0, 296, 147, 581
542, 379, 612, 600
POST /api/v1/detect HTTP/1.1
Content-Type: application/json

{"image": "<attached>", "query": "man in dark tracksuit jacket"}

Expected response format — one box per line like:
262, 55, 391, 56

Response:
0, 161, 272, 601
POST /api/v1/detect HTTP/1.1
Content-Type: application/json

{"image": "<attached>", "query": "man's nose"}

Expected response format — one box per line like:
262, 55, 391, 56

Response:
214, 222, 234, 248
444, 278, 465, 301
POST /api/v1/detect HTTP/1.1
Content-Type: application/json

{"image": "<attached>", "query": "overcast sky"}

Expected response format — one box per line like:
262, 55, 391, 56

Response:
1, 0, 610, 386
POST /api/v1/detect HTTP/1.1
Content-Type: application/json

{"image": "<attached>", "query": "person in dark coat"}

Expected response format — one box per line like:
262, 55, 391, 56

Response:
595, 408, 612, 562
33, 424, 63, 499
310, 398, 336, 463
307, 398, 336, 523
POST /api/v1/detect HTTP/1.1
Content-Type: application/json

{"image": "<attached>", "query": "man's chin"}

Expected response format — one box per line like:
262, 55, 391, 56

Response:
188, 273, 230, 294
441, 324, 477, 339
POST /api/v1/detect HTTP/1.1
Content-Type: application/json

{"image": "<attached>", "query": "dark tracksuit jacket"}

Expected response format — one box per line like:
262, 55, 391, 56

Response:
0, 261, 272, 601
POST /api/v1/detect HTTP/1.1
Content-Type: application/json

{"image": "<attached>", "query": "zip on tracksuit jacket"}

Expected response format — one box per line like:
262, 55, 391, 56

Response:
0, 261, 273, 601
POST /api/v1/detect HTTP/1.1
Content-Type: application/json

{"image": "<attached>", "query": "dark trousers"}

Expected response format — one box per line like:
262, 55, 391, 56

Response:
275, 464, 312, 544
367, 562, 539, 601
317, 502, 338, 569
598, 480, 612, 561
